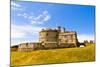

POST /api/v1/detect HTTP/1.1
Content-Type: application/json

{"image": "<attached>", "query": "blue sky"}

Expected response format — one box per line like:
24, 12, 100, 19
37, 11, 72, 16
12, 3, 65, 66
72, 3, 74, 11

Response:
11, 1, 95, 45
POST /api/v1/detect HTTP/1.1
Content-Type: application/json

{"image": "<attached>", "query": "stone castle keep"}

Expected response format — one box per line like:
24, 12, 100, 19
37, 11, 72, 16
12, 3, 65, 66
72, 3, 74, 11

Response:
18, 26, 79, 51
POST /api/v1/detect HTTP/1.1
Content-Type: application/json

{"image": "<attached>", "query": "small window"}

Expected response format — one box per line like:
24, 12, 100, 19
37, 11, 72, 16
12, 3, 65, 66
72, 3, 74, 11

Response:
46, 33, 48, 36
59, 39, 61, 42
64, 35, 67, 38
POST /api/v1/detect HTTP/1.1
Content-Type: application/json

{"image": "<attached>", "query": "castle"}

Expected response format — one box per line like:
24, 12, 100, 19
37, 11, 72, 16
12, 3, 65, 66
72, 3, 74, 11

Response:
18, 26, 79, 51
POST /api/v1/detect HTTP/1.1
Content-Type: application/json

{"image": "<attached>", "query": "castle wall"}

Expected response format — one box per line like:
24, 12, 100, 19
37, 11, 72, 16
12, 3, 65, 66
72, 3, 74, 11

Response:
59, 32, 78, 47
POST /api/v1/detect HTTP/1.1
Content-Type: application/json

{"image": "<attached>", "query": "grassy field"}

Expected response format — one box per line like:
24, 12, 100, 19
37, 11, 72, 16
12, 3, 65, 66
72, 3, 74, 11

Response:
11, 44, 95, 66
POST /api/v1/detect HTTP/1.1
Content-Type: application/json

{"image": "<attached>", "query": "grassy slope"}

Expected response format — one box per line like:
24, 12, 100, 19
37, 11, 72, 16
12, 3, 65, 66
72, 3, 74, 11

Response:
11, 44, 95, 66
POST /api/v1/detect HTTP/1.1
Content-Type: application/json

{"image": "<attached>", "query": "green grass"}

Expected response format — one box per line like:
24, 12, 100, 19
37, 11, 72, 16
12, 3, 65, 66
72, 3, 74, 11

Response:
11, 44, 95, 66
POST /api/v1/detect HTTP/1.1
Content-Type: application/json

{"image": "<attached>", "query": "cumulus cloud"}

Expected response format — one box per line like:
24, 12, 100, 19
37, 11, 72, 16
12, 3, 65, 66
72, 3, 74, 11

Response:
17, 10, 51, 24
11, 1, 21, 7
11, 1, 23, 10
31, 10, 51, 24
17, 13, 28, 18
11, 24, 43, 38
77, 34, 95, 42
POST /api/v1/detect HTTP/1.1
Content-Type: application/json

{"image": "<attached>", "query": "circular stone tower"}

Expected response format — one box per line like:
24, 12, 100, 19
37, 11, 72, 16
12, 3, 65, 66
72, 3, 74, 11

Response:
39, 28, 59, 43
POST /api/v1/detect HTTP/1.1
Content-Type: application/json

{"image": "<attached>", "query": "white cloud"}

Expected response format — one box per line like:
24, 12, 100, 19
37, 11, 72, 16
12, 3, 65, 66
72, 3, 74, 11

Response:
77, 34, 95, 42
44, 15, 51, 21
11, 24, 43, 38
11, 28, 26, 38
17, 13, 28, 18
11, 1, 21, 7
31, 10, 51, 24
11, 6, 23, 10
11, 39, 38, 46
11, 24, 44, 45
11, 1, 24, 11
17, 10, 51, 24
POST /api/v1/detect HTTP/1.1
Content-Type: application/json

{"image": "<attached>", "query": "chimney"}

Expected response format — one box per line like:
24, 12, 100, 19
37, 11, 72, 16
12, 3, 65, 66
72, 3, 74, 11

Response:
58, 26, 61, 32
63, 27, 65, 32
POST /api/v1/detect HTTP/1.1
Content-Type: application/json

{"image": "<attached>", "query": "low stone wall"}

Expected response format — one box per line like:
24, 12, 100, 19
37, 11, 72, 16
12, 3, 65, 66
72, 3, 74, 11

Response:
18, 42, 77, 52
18, 43, 42, 51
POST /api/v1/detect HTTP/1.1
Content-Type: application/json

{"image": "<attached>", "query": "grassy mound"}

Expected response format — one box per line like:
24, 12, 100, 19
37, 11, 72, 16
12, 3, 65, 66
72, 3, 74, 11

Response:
11, 44, 95, 66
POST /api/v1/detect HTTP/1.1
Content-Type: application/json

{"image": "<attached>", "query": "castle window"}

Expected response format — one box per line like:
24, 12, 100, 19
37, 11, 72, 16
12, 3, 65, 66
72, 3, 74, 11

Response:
26, 43, 28, 46
46, 33, 48, 36
59, 39, 61, 42
64, 35, 67, 38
